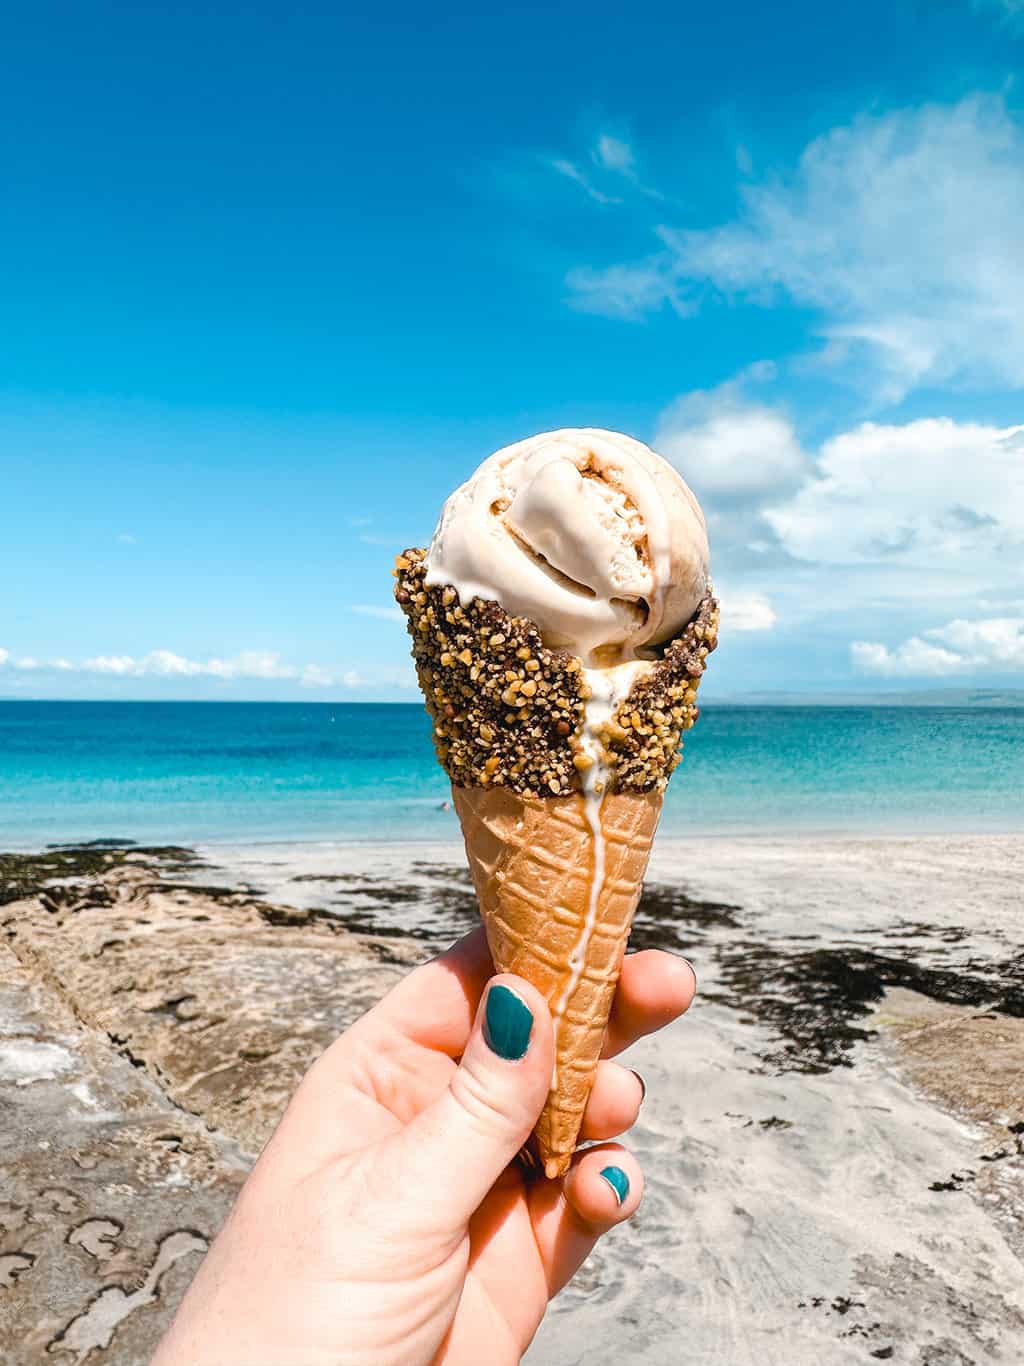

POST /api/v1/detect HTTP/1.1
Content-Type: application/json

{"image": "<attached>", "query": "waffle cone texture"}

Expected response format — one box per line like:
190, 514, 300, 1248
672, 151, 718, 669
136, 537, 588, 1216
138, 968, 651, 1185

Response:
395, 547, 718, 1177
454, 785, 662, 1177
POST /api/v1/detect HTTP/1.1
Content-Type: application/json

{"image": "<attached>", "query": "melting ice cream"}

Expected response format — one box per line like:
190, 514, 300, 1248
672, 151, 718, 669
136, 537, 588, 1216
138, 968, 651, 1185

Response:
425, 427, 709, 662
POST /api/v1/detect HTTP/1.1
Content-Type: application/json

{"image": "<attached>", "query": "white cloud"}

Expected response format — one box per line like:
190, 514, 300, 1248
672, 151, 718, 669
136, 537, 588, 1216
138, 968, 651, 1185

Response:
652, 377, 1024, 668
718, 590, 778, 632
352, 604, 404, 622
764, 418, 1024, 569
20, 649, 327, 682
653, 366, 810, 578
549, 158, 620, 206
572, 95, 1024, 400
83, 654, 137, 675
853, 618, 1024, 677
655, 369, 807, 502
203, 651, 298, 681
932, 616, 1024, 668
141, 650, 204, 677
117, 533, 138, 545
0, 647, 390, 689
851, 637, 968, 677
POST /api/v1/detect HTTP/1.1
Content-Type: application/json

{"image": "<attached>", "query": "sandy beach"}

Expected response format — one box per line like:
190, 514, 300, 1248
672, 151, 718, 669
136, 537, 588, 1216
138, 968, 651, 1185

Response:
2, 833, 1023, 1363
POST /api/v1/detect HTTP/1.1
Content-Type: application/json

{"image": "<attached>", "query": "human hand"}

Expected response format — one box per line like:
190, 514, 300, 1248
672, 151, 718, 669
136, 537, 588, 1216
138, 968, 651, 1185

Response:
152, 927, 696, 1365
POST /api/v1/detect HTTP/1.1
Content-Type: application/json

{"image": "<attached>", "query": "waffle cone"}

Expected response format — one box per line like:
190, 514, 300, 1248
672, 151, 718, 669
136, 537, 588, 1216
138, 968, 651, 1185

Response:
453, 784, 662, 1178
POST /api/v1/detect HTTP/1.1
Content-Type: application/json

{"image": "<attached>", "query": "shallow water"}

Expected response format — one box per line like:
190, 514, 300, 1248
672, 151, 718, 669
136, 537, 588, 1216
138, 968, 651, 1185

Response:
2, 701, 1023, 848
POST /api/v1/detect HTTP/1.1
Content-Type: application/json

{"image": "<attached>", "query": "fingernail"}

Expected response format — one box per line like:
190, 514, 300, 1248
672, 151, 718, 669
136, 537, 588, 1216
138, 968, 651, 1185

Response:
682, 957, 698, 989
483, 984, 533, 1060
599, 1165, 630, 1206
630, 1069, 647, 1105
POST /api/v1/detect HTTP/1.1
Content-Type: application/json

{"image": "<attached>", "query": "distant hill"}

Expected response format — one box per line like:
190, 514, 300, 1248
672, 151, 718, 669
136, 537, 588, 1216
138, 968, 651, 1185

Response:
708, 688, 1024, 708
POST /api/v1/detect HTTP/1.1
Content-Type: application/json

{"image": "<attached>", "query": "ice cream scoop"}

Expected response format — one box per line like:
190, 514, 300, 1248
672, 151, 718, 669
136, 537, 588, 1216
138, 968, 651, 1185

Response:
425, 428, 709, 661
398, 426, 718, 1178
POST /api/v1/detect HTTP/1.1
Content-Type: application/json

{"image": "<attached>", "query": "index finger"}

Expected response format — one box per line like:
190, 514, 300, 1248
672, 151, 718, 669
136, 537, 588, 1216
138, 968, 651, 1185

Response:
356, 925, 494, 1055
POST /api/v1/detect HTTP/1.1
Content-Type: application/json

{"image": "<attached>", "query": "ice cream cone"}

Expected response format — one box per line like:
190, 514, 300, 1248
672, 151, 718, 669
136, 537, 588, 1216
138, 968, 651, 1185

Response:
453, 784, 662, 1177
393, 426, 719, 1182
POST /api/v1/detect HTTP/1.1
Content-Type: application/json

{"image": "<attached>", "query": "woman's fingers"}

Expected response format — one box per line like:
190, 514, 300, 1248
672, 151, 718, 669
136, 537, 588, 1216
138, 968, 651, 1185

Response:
394, 974, 555, 1234
529, 1144, 644, 1298
356, 926, 493, 1056
603, 950, 697, 1057
564, 1143, 643, 1226
353, 937, 696, 1066
578, 1061, 645, 1142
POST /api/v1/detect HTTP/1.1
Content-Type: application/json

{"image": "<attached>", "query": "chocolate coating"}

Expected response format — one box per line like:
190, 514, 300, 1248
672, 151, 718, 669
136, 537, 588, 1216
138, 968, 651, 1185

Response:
395, 548, 718, 796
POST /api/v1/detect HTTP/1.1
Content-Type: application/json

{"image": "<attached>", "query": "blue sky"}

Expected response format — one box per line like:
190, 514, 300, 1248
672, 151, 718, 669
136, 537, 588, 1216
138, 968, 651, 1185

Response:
2, 0, 1023, 700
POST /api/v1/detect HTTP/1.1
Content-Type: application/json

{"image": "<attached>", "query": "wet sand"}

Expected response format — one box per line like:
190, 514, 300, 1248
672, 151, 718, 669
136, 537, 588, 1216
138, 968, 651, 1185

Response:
2, 834, 1023, 1363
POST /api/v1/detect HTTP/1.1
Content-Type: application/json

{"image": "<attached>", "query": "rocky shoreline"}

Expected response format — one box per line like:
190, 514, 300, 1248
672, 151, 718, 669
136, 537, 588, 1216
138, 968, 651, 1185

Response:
0, 844, 424, 1363
2, 836, 1024, 1364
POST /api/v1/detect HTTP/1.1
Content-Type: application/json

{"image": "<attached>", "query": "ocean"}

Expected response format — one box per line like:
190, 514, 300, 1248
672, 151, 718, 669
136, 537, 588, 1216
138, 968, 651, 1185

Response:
0, 700, 1021, 849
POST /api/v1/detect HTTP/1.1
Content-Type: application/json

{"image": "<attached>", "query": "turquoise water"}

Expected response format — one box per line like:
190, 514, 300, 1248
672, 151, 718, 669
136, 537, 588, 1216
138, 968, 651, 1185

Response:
0, 701, 1021, 848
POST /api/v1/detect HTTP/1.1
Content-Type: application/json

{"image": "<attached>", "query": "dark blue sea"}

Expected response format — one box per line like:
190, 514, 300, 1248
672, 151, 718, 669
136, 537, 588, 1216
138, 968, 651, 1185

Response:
0, 701, 1021, 848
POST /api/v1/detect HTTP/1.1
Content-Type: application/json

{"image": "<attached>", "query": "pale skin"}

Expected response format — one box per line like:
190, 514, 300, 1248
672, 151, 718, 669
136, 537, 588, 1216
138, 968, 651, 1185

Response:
152, 928, 696, 1365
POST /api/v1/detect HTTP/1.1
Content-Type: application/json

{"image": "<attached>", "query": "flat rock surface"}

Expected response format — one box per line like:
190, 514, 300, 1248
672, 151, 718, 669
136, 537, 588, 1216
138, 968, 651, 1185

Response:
0, 847, 421, 1363
0, 937, 241, 1363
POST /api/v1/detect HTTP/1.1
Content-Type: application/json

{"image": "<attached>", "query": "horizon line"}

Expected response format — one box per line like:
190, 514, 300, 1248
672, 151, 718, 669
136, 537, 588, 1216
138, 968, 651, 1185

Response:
3, 692, 1023, 708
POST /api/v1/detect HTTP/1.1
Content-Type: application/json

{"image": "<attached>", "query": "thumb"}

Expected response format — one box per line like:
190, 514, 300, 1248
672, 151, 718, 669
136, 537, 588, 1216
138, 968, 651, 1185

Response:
396, 975, 555, 1228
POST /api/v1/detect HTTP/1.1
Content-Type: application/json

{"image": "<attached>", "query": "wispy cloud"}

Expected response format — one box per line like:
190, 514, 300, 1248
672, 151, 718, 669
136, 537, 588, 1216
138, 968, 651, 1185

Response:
548, 132, 666, 209
80, 649, 309, 681
117, 532, 138, 545
853, 618, 1024, 677
569, 95, 1024, 401
0, 648, 341, 687
0, 647, 422, 693
593, 135, 634, 175
592, 134, 665, 200
351, 604, 404, 621
567, 261, 689, 321
549, 157, 620, 205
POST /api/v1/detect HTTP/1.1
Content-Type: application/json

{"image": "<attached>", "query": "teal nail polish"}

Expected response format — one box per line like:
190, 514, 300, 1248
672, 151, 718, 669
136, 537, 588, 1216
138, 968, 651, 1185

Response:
599, 1165, 630, 1206
483, 984, 533, 1060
